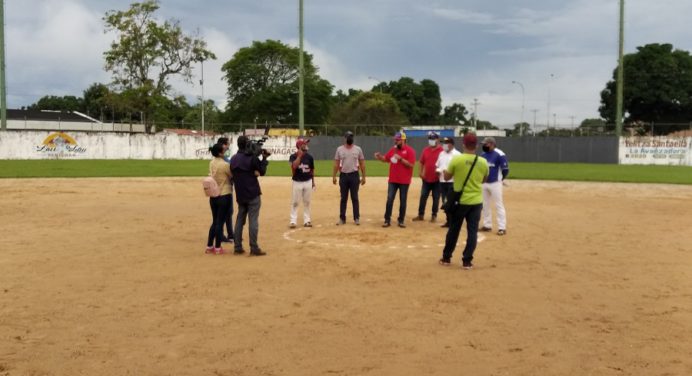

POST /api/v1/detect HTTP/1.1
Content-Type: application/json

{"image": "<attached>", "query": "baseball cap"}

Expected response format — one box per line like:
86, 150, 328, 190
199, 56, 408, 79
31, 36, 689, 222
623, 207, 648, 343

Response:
482, 137, 496, 145
427, 131, 439, 139
463, 133, 478, 147
394, 131, 407, 141
344, 131, 354, 137
442, 137, 454, 145
296, 138, 310, 149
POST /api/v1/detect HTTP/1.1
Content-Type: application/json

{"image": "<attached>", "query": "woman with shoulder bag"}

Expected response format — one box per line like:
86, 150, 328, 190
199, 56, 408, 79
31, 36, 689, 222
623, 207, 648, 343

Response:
206, 143, 233, 255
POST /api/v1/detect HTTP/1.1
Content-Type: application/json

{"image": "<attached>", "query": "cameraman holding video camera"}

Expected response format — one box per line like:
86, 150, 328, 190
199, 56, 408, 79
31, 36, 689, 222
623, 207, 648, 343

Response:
230, 135, 269, 256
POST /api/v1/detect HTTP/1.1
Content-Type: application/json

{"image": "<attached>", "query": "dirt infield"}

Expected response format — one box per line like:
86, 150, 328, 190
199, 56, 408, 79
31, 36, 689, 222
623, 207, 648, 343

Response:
1, 177, 691, 375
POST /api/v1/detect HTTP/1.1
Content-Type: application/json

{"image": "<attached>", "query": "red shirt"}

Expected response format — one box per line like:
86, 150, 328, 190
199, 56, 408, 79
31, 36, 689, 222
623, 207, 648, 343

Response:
384, 145, 416, 184
419, 145, 443, 183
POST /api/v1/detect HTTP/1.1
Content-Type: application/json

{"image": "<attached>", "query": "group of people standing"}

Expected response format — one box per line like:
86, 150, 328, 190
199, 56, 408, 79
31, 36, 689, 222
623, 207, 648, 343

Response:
205, 130, 509, 269
206, 136, 268, 256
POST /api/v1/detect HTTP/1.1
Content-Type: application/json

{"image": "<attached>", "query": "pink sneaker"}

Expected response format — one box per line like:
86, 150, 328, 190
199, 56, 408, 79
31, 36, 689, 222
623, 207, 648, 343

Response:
214, 247, 226, 255
205, 246, 214, 254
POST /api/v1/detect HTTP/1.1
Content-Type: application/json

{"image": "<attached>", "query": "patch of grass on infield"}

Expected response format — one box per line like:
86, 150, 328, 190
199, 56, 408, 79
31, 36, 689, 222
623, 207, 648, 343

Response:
0, 160, 691, 185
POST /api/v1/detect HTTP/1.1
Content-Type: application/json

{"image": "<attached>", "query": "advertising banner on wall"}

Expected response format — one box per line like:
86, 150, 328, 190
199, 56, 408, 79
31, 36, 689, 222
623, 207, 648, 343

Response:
619, 137, 691, 166
0, 131, 298, 161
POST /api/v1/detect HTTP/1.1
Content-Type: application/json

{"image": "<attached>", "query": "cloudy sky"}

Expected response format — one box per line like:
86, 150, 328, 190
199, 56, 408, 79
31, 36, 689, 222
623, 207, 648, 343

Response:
5, 0, 692, 128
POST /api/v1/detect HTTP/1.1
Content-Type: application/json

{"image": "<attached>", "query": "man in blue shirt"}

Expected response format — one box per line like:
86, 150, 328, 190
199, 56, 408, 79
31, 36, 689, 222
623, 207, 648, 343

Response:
480, 137, 509, 236
230, 136, 269, 256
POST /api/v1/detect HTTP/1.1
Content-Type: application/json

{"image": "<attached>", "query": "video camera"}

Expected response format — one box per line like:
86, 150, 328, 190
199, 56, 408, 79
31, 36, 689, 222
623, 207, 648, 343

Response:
243, 125, 272, 158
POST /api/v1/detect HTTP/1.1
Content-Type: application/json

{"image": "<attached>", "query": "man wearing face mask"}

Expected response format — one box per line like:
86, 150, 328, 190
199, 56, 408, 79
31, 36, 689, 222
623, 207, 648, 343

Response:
333, 131, 366, 225
412, 131, 444, 223
374, 131, 416, 228
289, 138, 315, 228
480, 137, 509, 236
435, 137, 462, 228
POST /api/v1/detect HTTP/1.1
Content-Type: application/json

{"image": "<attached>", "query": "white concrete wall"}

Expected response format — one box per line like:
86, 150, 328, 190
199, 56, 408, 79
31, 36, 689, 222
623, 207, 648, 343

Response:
619, 137, 692, 166
0, 130, 298, 160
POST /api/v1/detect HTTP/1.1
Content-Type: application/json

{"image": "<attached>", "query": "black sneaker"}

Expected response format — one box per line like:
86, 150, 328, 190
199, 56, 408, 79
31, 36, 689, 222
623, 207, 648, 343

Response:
480, 227, 492, 232
336, 219, 346, 225
497, 229, 506, 236
382, 222, 391, 228
412, 215, 424, 221
462, 261, 473, 270
439, 258, 451, 266
304, 222, 312, 228
430, 215, 437, 223
354, 218, 360, 225
233, 249, 246, 255
249, 249, 267, 256
222, 237, 234, 243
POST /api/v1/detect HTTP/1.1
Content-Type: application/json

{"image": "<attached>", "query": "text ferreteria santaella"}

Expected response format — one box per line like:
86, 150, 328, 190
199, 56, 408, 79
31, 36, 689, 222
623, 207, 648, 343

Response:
624, 139, 689, 148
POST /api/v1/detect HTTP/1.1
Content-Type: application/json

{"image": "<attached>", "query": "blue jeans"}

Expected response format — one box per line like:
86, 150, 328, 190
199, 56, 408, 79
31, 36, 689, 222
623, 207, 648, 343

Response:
225, 193, 234, 239
208, 194, 232, 248
418, 180, 440, 217
441, 203, 483, 263
384, 183, 409, 224
234, 196, 261, 252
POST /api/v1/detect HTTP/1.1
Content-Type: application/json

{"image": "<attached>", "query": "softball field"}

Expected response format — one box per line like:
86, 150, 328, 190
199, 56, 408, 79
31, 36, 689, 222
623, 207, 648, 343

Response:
1, 177, 691, 375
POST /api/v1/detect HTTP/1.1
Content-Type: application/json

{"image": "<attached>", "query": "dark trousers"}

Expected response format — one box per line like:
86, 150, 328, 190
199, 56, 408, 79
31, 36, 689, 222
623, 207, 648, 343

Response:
339, 172, 360, 221
384, 183, 410, 224
439, 183, 453, 223
234, 196, 261, 252
441, 203, 483, 263
418, 180, 440, 217
225, 194, 234, 239
208, 194, 232, 248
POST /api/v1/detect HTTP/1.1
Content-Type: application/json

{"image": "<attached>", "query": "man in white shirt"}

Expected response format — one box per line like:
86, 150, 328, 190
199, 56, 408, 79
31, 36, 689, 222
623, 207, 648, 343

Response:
435, 137, 462, 228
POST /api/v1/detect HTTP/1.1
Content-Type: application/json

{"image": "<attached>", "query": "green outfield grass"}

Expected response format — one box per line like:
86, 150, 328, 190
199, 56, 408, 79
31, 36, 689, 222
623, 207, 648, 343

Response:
0, 160, 691, 184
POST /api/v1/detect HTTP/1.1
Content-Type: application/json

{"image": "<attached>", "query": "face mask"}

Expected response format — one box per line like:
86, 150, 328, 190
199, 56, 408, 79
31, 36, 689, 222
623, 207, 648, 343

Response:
482, 145, 491, 153
396, 143, 403, 150
445, 144, 453, 152
303, 146, 309, 152
428, 139, 436, 147
346, 137, 354, 145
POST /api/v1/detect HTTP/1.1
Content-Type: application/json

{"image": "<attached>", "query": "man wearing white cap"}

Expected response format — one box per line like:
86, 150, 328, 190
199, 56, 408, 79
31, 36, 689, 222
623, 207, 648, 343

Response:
480, 137, 509, 235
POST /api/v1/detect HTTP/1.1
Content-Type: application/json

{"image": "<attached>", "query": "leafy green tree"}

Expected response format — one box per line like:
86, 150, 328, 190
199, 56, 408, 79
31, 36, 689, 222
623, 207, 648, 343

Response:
222, 39, 333, 125
329, 91, 408, 135
439, 103, 468, 125
375, 77, 442, 125
599, 43, 692, 134
475, 120, 498, 130
28, 95, 83, 112
82, 83, 111, 121
511, 122, 531, 136
183, 99, 223, 131
103, 0, 216, 132
333, 89, 363, 105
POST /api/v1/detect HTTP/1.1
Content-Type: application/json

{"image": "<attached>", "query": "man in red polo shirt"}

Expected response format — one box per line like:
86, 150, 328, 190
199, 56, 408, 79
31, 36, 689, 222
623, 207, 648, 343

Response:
412, 131, 443, 223
374, 131, 416, 228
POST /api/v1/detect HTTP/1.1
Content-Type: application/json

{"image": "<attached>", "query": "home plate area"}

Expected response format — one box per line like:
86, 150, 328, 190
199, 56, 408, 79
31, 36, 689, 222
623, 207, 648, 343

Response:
282, 217, 486, 250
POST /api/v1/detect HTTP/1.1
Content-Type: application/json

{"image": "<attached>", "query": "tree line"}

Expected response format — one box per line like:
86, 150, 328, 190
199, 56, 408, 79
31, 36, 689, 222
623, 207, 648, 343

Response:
22, 1, 692, 136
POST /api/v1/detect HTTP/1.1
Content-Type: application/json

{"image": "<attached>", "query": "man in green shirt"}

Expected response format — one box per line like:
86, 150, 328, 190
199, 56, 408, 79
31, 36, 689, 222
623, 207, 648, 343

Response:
439, 133, 489, 269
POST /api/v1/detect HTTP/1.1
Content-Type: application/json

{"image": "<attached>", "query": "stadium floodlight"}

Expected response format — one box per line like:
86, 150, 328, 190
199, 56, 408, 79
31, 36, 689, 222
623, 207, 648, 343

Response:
298, 0, 304, 136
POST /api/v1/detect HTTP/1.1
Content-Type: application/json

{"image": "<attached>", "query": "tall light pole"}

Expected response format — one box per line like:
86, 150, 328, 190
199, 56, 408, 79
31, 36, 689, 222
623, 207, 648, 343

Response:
472, 98, 480, 130
531, 109, 539, 136
512, 80, 525, 135
298, 0, 305, 136
200, 60, 205, 136
546, 73, 555, 133
0, 0, 6, 131
615, 0, 625, 136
